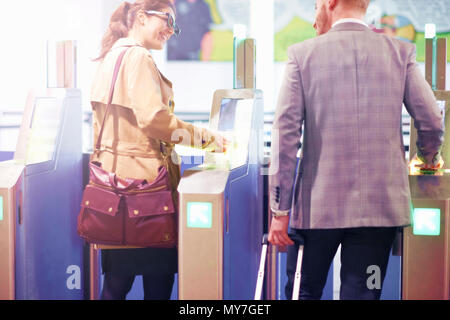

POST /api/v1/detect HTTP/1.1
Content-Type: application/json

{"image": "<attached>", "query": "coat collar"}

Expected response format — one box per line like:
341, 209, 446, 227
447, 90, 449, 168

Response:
112, 37, 144, 50
111, 38, 173, 89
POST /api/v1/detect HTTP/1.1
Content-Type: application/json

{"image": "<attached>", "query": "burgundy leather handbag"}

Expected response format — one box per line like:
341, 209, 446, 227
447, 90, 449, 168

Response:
77, 47, 177, 248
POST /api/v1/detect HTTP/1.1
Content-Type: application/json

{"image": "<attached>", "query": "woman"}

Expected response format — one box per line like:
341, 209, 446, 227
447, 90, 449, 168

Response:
90, 0, 224, 300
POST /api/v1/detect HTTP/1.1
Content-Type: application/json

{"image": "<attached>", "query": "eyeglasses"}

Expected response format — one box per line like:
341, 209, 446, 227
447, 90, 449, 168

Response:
145, 10, 181, 36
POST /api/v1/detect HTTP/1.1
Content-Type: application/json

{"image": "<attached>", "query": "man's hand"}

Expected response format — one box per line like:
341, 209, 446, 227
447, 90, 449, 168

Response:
268, 215, 294, 246
409, 153, 444, 175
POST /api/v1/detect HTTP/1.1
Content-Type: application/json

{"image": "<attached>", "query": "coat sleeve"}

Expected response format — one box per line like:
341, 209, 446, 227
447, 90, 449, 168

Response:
269, 46, 305, 212
403, 45, 444, 164
126, 49, 212, 147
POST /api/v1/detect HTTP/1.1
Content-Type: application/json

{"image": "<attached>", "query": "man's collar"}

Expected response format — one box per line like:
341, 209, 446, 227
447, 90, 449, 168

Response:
332, 18, 368, 29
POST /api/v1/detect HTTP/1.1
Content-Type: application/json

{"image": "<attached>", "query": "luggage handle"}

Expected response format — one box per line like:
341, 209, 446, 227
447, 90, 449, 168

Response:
254, 234, 269, 300
254, 233, 305, 300
292, 243, 304, 300
289, 233, 305, 300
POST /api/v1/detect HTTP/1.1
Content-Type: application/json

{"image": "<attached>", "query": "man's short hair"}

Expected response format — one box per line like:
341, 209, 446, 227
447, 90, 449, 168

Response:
342, 0, 370, 12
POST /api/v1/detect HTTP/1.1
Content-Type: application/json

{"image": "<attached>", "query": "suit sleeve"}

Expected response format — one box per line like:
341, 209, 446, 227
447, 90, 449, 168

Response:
403, 45, 444, 164
269, 46, 305, 212
127, 50, 212, 147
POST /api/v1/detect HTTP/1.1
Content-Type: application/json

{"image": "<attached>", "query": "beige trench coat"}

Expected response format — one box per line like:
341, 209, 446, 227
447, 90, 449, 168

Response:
90, 38, 208, 198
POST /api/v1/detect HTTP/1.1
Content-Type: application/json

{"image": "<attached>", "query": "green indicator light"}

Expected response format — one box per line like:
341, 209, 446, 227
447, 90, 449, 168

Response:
0, 196, 3, 221
187, 202, 213, 229
413, 208, 440, 236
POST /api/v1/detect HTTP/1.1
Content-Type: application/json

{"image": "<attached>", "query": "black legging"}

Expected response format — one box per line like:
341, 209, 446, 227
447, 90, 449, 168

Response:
101, 272, 175, 300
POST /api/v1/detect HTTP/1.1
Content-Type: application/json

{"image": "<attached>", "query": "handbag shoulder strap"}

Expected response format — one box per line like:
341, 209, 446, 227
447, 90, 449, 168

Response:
94, 46, 134, 152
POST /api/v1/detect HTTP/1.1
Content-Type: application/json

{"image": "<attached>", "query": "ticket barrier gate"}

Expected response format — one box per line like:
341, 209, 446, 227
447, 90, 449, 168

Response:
405, 90, 450, 300
403, 34, 449, 300
0, 163, 24, 299
178, 89, 264, 299
0, 89, 84, 299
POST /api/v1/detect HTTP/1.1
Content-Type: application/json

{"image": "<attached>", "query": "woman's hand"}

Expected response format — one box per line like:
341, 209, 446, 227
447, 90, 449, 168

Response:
203, 130, 230, 153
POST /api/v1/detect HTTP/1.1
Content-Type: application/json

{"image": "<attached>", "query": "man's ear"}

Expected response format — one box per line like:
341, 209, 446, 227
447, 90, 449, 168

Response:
329, 0, 338, 10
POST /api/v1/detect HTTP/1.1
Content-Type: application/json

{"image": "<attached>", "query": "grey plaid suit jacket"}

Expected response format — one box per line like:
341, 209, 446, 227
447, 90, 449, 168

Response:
269, 22, 444, 229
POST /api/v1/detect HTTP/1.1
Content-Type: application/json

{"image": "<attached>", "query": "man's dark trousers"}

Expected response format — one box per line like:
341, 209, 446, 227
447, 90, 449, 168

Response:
286, 227, 398, 300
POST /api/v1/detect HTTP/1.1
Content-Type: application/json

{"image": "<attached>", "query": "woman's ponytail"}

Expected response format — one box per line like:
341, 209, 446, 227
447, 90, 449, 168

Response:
95, 2, 132, 61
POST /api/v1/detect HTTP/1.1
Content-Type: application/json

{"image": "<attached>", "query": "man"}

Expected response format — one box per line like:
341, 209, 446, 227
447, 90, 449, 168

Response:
268, 0, 444, 300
